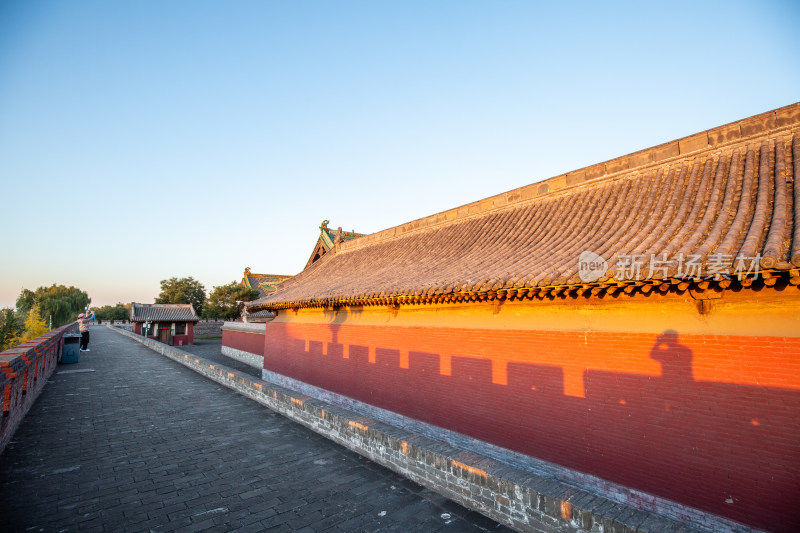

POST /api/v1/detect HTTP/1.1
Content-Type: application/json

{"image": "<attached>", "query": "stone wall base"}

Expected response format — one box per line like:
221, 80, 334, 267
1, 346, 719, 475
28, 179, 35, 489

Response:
221, 345, 263, 369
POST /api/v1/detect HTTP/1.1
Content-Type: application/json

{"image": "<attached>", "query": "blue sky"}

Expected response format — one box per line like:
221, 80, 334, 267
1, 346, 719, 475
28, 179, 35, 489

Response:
1, 1, 798, 308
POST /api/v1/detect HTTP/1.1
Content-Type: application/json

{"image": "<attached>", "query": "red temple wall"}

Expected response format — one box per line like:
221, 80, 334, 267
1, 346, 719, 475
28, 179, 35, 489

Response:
263, 318, 800, 531
222, 328, 265, 355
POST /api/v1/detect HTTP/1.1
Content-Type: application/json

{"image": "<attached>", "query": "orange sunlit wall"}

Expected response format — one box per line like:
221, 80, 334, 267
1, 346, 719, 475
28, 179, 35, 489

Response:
262, 299, 800, 532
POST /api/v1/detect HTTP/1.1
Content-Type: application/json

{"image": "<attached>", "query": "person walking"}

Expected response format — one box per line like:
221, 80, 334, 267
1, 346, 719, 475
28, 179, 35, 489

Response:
78, 311, 94, 352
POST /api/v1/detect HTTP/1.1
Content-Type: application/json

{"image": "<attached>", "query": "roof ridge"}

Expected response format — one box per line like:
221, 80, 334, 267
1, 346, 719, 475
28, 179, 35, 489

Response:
338, 103, 800, 254
133, 302, 195, 308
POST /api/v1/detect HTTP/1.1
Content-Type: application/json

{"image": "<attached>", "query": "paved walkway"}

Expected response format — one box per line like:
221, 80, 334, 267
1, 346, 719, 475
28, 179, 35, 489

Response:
0, 327, 509, 533
177, 339, 260, 379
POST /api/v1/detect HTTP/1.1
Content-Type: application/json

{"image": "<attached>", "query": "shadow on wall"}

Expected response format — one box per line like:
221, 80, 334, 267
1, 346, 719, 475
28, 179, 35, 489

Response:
264, 322, 800, 532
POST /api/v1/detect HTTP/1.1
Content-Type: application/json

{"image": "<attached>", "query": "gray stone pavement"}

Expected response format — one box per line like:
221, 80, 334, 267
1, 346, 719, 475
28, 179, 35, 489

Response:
176, 339, 260, 379
0, 326, 510, 533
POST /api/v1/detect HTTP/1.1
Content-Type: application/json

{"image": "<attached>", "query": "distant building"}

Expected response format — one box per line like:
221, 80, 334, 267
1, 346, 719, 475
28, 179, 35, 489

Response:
305, 220, 365, 269
239, 268, 292, 323
130, 303, 199, 346
241, 268, 293, 298
223, 222, 365, 366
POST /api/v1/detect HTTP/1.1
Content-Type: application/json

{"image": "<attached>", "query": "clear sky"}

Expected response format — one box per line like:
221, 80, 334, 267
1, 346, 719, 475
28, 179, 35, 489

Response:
1, 1, 798, 308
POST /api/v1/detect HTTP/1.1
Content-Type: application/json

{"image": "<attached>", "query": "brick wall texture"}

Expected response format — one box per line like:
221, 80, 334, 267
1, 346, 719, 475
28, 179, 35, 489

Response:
0, 323, 76, 453
263, 321, 800, 532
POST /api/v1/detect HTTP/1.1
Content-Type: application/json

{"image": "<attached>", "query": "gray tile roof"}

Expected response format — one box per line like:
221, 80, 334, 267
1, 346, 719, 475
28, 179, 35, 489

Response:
243, 309, 275, 323
247, 104, 800, 312
243, 273, 293, 297
130, 303, 199, 323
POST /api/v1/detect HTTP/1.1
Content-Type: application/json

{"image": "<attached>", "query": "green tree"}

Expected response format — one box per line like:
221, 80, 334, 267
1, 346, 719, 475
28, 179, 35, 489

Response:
202, 282, 259, 320
155, 277, 206, 316
13, 303, 49, 344
0, 308, 24, 351
92, 303, 130, 322
38, 285, 91, 327
15, 289, 36, 315
16, 285, 91, 328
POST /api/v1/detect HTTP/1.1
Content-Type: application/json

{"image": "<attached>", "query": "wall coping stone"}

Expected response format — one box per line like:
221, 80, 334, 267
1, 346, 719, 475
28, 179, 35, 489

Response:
221, 322, 266, 333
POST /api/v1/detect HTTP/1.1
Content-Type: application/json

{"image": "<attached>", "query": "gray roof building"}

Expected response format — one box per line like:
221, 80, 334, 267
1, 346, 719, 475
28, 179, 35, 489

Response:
130, 303, 199, 323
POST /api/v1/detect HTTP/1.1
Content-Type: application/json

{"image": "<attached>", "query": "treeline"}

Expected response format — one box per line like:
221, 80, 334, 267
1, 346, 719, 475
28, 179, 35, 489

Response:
155, 277, 260, 320
1, 276, 266, 351
0, 285, 91, 351
91, 303, 131, 322
0, 308, 46, 351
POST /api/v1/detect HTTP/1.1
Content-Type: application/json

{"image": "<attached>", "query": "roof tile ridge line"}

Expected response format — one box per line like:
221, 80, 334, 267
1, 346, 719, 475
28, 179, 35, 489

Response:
337, 124, 800, 255
334, 173, 648, 256
257, 250, 330, 300
337, 164, 668, 254
333, 188, 559, 255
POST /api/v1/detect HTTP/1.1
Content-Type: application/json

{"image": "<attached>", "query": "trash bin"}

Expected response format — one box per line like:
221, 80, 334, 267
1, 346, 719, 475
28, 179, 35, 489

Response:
61, 333, 81, 364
